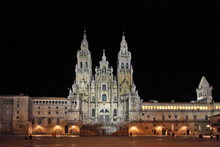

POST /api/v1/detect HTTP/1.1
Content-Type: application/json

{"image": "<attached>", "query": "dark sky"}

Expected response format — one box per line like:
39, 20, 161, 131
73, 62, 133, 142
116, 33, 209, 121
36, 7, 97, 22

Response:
1, 0, 220, 102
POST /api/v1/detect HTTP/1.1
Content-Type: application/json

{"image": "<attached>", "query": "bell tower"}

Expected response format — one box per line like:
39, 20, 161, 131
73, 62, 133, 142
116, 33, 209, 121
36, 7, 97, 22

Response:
117, 32, 133, 96
75, 29, 92, 96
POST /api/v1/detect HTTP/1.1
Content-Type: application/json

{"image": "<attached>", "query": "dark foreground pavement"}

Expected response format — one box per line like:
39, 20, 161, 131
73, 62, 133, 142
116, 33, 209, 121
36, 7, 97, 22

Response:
0, 135, 220, 147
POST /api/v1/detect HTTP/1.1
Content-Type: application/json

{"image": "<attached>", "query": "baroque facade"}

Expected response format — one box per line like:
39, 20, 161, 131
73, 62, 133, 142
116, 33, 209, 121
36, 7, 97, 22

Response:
67, 31, 141, 127
0, 30, 220, 135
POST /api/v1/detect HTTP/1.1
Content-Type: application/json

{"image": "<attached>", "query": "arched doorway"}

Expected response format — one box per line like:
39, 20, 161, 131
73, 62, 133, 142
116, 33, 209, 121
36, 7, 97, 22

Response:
99, 109, 110, 123
65, 125, 69, 134
187, 129, 190, 135
162, 129, 167, 135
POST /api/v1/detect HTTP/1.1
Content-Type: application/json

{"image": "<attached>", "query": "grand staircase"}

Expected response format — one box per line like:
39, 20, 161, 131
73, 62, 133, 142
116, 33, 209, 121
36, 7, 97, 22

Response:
80, 124, 128, 136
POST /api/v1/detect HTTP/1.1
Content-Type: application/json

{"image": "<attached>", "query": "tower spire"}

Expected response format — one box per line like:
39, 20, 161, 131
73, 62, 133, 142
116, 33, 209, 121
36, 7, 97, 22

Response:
102, 49, 106, 61
120, 31, 128, 52
198, 76, 210, 89
196, 76, 213, 103
83, 27, 86, 38
80, 27, 88, 50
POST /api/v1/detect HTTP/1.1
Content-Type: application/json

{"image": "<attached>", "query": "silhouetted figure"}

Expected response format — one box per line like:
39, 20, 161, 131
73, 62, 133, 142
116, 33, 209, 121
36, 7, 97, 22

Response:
29, 134, 32, 141
216, 134, 219, 141
210, 135, 213, 141
172, 133, 175, 140
199, 134, 203, 141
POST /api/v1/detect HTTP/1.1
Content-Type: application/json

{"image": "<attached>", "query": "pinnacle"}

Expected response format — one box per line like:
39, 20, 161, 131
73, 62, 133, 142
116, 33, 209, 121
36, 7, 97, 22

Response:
199, 76, 210, 88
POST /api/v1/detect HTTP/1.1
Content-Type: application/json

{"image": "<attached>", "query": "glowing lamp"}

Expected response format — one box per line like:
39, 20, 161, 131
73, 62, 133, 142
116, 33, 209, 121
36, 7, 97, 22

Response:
130, 126, 137, 131
72, 125, 76, 129
157, 126, 162, 130
55, 125, 61, 129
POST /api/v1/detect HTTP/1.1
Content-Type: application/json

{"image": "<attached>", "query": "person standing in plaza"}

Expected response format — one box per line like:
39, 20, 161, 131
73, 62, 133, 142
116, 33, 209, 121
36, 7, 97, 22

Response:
210, 135, 213, 141
172, 133, 175, 140
216, 134, 219, 141
198, 134, 203, 141
29, 134, 32, 141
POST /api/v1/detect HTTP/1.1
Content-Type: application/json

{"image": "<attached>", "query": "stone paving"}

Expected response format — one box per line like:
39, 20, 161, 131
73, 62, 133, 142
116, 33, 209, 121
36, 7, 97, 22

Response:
0, 135, 220, 147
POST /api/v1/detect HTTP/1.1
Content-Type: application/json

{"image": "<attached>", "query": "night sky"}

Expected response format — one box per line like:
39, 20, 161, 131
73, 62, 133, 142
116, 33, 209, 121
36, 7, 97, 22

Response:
1, 0, 220, 102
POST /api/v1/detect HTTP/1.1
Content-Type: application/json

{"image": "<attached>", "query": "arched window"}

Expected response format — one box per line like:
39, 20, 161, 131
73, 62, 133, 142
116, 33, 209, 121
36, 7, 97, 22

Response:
121, 63, 124, 69
102, 84, 106, 91
113, 109, 117, 116
80, 62, 83, 68
92, 109, 95, 117
100, 109, 109, 113
92, 96, 95, 102
126, 63, 129, 69
85, 62, 88, 68
114, 96, 117, 102
102, 67, 106, 73
102, 94, 107, 102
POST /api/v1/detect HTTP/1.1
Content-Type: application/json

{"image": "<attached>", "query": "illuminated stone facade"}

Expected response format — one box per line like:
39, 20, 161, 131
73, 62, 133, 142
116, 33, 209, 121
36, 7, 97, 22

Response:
129, 76, 220, 136
0, 95, 32, 134
0, 31, 220, 135
67, 30, 141, 129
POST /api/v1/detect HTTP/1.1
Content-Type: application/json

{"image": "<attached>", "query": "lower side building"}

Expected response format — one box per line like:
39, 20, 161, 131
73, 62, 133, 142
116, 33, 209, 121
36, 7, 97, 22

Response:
1, 94, 220, 136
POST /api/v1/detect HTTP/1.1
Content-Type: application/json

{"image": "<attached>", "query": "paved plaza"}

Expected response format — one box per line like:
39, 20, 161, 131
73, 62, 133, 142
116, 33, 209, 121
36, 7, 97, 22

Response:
0, 135, 220, 147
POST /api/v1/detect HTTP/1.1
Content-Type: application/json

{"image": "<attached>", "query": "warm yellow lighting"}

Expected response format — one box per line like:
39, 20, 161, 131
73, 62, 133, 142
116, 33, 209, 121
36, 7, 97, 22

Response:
156, 126, 162, 130
206, 125, 210, 128
72, 125, 76, 128
36, 125, 41, 128
130, 126, 137, 131
181, 126, 187, 130
55, 125, 61, 129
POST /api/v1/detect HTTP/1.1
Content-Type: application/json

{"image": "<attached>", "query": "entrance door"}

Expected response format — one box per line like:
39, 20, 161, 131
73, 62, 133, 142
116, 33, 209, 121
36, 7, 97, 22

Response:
99, 114, 110, 123
99, 115, 104, 123
187, 130, 190, 135
65, 125, 69, 134
99, 109, 110, 123
103, 129, 106, 135
162, 129, 167, 135
105, 115, 109, 123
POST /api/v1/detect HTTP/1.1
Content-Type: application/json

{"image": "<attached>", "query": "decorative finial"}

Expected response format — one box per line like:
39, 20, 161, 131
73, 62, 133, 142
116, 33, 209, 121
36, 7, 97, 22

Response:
122, 31, 125, 40
80, 27, 88, 50
103, 49, 105, 55
83, 27, 87, 38
102, 49, 106, 61
84, 26, 86, 33
120, 31, 128, 51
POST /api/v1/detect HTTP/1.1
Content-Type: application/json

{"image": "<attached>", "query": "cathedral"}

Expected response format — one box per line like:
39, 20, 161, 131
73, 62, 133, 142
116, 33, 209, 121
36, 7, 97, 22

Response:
67, 30, 141, 134
0, 30, 220, 136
